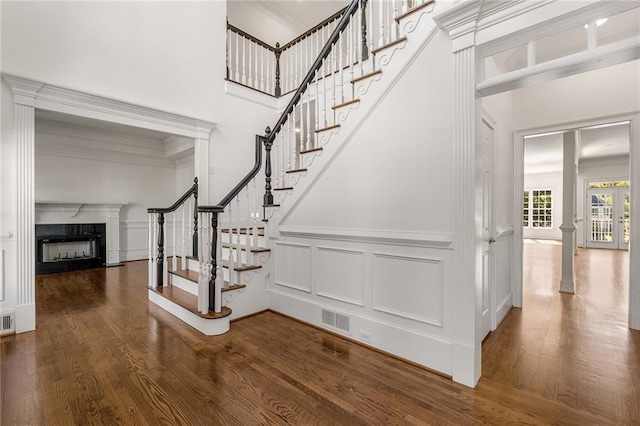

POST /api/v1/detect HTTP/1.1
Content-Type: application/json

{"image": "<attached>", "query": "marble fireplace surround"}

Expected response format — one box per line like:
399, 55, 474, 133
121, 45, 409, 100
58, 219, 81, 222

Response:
35, 203, 125, 266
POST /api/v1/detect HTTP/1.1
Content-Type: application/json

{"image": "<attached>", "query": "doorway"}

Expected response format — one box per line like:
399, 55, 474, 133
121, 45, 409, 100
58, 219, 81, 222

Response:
586, 182, 630, 250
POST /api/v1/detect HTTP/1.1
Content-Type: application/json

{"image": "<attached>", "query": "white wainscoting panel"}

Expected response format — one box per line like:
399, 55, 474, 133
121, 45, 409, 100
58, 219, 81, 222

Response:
0, 248, 4, 301
372, 253, 444, 327
274, 242, 312, 293
316, 246, 365, 306
121, 221, 149, 261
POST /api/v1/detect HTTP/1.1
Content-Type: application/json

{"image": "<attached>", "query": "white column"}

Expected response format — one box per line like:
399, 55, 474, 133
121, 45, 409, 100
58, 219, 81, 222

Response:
629, 113, 640, 330
4, 77, 43, 333
106, 205, 123, 266
433, 1, 484, 388
560, 131, 576, 294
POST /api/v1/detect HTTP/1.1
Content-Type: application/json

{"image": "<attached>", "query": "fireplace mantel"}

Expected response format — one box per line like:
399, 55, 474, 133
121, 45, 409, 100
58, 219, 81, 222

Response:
35, 202, 125, 266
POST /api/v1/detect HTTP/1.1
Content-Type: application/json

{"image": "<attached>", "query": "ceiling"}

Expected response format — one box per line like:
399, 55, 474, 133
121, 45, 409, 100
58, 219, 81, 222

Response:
524, 121, 630, 174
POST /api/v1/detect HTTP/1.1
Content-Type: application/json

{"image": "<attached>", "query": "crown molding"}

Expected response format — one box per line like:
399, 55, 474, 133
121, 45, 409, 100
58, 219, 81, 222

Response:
2, 74, 216, 140
36, 143, 177, 168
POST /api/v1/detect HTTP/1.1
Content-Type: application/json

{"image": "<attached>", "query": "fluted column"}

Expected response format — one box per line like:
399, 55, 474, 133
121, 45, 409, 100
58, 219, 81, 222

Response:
433, 1, 483, 388
4, 76, 43, 333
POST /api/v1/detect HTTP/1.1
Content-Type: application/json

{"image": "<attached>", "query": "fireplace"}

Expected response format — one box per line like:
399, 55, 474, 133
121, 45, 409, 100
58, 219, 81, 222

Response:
36, 223, 106, 274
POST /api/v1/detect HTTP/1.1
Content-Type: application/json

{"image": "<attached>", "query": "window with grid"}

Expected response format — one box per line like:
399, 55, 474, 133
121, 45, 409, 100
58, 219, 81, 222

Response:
523, 189, 552, 228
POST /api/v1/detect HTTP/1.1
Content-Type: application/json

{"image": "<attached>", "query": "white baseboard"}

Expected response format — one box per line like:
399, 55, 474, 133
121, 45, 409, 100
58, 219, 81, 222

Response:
268, 289, 452, 377
15, 303, 36, 333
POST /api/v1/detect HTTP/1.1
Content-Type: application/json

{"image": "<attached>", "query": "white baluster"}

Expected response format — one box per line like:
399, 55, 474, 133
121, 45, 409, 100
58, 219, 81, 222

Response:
181, 204, 186, 267
254, 42, 259, 89
306, 93, 312, 151
292, 107, 298, 169
152, 214, 158, 288
172, 211, 177, 272
162, 218, 168, 287
392, 0, 398, 41
228, 204, 235, 287
252, 177, 259, 263
242, 37, 247, 85
403, 0, 410, 14
260, 47, 265, 92
331, 47, 337, 125
280, 131, 285, 187
370, 0, 375, 71
215, 223, 222, 313
235, 32, 240, 82
188, 198, 193, 256
379, 0, 385, 47
148, 214, 153, 287
286, 113, 292, 183
236, 195, 242, 266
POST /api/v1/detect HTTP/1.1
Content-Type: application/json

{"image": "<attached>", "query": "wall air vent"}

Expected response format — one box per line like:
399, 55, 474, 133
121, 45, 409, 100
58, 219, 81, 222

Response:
1, 312, 15, 336
321, 309, 350, 333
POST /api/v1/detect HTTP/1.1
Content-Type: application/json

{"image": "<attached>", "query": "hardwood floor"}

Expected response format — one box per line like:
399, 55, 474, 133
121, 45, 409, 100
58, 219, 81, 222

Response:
1, 250, 638, 425
483, 242, 639, 424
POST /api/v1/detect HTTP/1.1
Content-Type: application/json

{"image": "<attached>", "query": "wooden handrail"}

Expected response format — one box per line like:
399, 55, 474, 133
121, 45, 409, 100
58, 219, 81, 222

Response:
279, 6, 348, 51
267, 0, 360, 144
148, 177, 198, 214
227, 23, 278, 52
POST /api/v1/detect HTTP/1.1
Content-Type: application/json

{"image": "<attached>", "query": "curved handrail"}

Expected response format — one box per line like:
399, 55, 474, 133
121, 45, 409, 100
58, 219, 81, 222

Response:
199, 133, 265, 212
148, 177, 198, 214
267, 0, 360, 144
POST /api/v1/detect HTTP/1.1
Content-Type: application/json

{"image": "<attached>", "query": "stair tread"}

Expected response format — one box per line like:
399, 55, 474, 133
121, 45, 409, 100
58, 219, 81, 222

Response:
395, 0, 435, 23
315, 124, 340, 133
222, 243, 271, 253
149, 285, 232, 319
332, 98, 360, 110
286, 168, 307, 174
372, 37, 407, 55
168, 269, 248, 292
301, 147, 323, 155
169, 268, 199, 283
351, 70, 382, 84
220, 259, 262, 272
263, 204, 280, 208
274, 187, 294, 191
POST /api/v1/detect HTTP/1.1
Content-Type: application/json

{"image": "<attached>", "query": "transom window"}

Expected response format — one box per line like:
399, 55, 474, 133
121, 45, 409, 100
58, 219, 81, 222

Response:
523, 190, 552, 228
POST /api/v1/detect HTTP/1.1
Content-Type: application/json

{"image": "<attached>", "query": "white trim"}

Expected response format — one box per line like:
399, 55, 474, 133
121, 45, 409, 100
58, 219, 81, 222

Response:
371, 252, 444, 327
148, 290, 229, 336
279, 226, 453, 248
495, 225, 514, 239
316, 246, 366, 307
0, 231, 14, 242
3, 75, 216, 139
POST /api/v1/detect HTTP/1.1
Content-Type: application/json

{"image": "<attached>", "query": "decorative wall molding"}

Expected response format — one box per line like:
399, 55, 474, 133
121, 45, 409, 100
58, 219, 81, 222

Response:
279, 225, 453, 248
372, 252, 444, 327
3, 75, 216, 139
495, 225, 514, 239
274, 241, 312, 293
316, 246, 365, 307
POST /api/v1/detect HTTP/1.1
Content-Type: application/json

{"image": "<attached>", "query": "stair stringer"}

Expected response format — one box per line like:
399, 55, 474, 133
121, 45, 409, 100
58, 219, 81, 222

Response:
266, 4, 445, 229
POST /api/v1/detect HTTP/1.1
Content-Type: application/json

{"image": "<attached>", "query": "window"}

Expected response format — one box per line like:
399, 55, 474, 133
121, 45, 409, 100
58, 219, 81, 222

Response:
523, 189, 552, 228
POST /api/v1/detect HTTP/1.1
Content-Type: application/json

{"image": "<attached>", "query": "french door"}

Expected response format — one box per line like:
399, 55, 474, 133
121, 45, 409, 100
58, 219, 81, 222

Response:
587, 187, 630, 250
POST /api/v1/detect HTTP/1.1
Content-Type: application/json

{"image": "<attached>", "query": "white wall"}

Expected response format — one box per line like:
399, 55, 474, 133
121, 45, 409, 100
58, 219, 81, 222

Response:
523, 171, 563, 240
577, 156, 630, 246
227, 1, 297, 47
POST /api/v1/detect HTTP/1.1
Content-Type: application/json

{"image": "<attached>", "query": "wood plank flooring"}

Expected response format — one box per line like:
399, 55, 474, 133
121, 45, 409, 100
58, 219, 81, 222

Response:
483, 242, 639, 424
1, 248, 638, 424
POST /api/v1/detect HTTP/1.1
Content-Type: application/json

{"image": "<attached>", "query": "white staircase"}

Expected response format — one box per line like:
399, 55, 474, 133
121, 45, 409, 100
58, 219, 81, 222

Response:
148, 0, 445, 335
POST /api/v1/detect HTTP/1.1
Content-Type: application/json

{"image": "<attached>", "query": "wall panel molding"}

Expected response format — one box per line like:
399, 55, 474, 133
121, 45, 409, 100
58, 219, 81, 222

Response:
274, 241, 312, 293
372, 252, 444, 327
316, 246, 365, 307
280, 225, 453, 248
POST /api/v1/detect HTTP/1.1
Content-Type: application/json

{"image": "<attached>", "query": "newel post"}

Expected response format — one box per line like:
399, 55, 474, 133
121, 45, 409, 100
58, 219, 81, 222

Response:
274, 43, 282, 97
263, 127, 274, 206
209, 211, 219, 311
156, 213, 165, 287
193, 181, 199, 258
361, 0, 369, 60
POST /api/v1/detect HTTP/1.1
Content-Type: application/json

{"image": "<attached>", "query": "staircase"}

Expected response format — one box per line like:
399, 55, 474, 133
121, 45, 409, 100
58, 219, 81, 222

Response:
147, 0, 443, 335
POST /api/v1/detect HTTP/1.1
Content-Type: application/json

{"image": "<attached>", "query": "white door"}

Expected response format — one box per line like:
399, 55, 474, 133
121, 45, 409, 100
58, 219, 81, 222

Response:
587, 187, 630, 250
480, 118, 494, 340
